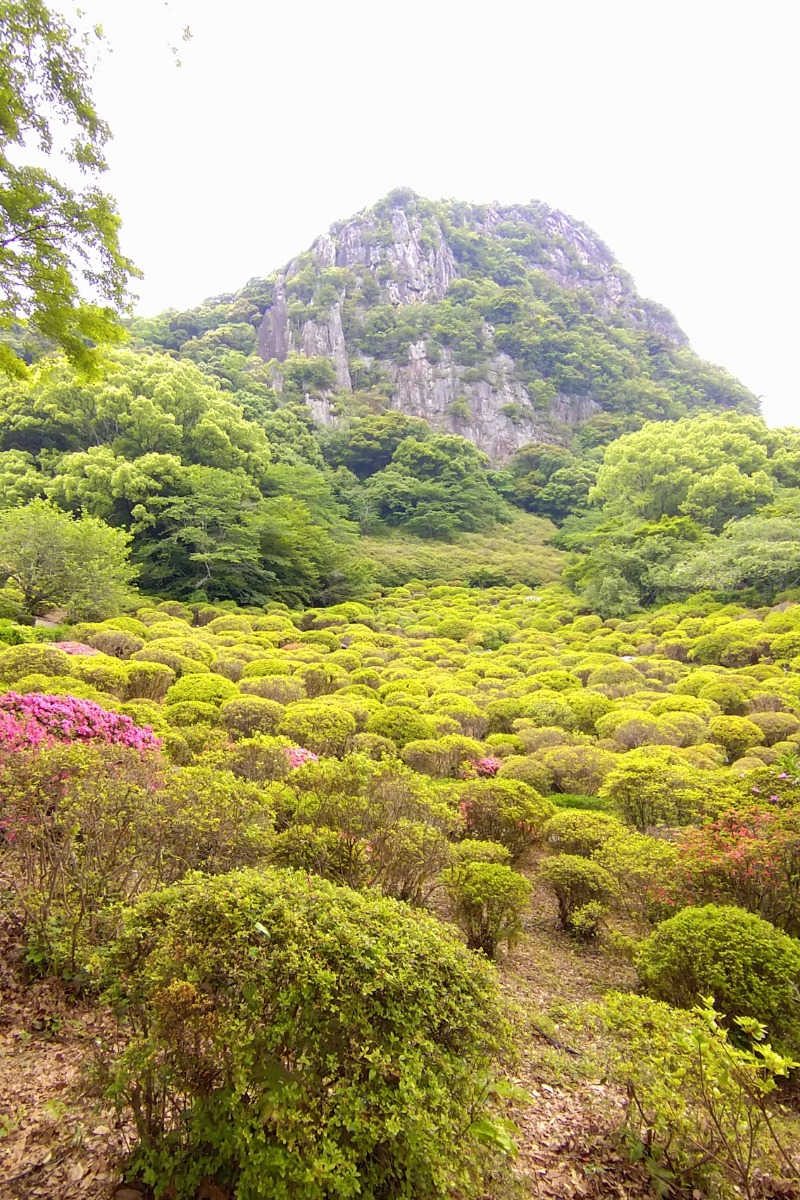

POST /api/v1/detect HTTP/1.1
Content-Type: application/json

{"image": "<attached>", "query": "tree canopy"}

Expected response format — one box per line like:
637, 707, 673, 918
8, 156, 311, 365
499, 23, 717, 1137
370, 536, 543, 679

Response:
0, 0, 136, 375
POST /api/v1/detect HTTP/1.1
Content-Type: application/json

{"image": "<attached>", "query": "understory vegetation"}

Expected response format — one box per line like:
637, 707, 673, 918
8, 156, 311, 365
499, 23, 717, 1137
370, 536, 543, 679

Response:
2, 581, 800, 1196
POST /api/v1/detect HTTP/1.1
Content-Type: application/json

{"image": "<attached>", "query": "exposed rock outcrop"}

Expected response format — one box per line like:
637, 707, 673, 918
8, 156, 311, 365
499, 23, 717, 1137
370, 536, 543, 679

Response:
253, 191, 738, 463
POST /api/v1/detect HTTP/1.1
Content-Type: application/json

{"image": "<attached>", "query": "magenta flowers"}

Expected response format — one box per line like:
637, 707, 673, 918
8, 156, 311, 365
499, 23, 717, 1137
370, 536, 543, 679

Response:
50, 641, 101, 656
285, 746, 319, 768
0, 692, 160, 751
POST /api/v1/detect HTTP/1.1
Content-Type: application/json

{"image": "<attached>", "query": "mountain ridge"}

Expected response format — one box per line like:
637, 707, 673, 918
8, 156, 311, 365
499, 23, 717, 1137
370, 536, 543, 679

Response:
141, 188, 756, 463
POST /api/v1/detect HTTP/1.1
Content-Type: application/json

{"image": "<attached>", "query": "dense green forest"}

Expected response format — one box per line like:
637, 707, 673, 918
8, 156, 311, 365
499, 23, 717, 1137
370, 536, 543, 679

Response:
3, 6, 800, 1199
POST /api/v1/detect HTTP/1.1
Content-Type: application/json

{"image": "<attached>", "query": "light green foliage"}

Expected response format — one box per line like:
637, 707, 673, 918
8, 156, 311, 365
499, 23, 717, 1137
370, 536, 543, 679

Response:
709, 715, 765, 761
165, 674, 239, 707
542, 809, 623, 857
536, 743, 618, 794
598, 747, 735, 829
588, 994, 800, 1198
0, 1, 135, 374
453, 777, 555, 857
365, 705, 437, 748
124, 660, 175, 702
100, 868, 512, 1200
446, 861, 532, 957
591, 414, 776, 529
636, 904, 800, 1057
278, 700, 357, 756
0, 746, 271, 975
0, 498, 135, 617
538, 854, 614, 936
593, 832, 681, 925
452, 839, 513, 866
401, 734, 485, 777
219, 695, 284, 738
267, 823, 369, 889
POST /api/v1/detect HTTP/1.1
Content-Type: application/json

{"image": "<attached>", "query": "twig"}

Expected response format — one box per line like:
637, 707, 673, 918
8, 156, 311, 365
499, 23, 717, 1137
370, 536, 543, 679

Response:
0, 1149, 69, 1186
530, 1022, 581, 1057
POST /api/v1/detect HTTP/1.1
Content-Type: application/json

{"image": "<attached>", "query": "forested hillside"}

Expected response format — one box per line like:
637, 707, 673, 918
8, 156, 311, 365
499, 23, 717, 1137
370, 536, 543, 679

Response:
2, 191, 799, 618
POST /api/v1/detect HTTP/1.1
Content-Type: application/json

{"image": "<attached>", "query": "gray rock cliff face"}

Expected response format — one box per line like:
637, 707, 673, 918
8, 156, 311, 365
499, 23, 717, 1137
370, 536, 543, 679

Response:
255, 195, 681, 462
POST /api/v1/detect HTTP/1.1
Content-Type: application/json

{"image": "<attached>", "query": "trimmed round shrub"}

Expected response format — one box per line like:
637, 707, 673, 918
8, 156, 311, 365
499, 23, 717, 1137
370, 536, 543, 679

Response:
708, 715, 765, 761
497, 754, 554, 793
365, 706, 437, 748
350, 732, 397, 760
146, 635, 215, 665
454, 778, 555, 858
451, 839, 512, 867
124, 660, 175, 703
206, 615, 253, 635
67, 654, 130, 697
542, 809, 623, 857
225, 735, 292, 785
165, 700, 219, 728
100, 868, 511, 1200
748, 711, 800, 745
165, 674, 240, 708
537, 744, 618, 795
400, 735, 484, 778
209, 656, 245, 682
241, 657, 293, 679
131, 647, 210, 678
294, 661, 349, 698
85, 629, 144, 659
538, 854, 614, 936
278, 701, 357, 757
267, 823, 369, 889
239, 675, 306, 704
0, 643, 71, 680
446, 862, 532, 957
219, 696, 283, 738
697, 681, 749, 716
636, 904, 800, 1056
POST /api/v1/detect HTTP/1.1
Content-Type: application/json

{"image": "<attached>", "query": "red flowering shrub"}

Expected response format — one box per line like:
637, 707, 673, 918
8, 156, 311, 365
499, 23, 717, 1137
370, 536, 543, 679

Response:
462, 756, 502, 778
678, 805, 800, 935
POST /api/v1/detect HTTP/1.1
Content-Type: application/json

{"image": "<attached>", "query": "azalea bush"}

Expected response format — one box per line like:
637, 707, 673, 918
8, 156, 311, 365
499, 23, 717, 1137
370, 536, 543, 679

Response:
588, 994, 800, 1199
100, 868, 514, 1200
446, 861, 532, 957
0, 743, 272, 976
636, 904, 800, 1057
677, 805, 800, 935
0, 691, 160, 751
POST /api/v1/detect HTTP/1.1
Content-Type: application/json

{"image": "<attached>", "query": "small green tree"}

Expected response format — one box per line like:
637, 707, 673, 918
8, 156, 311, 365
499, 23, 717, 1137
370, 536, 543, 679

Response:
446, 862, 532, 957
0, 498, 136, 617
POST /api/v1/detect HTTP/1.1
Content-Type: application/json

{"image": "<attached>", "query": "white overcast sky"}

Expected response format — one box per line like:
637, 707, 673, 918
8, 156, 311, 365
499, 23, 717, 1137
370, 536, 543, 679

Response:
73, 0, 796, 426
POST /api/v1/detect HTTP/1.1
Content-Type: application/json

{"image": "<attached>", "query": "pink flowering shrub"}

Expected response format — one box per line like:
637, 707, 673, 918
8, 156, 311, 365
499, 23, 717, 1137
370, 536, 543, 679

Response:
50, 642, 101, 656
464, 756, 502, 778
0, 692, 160, 752
285, 746, 319, 769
